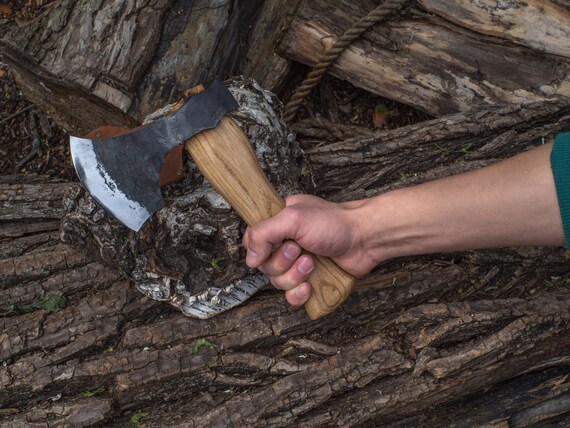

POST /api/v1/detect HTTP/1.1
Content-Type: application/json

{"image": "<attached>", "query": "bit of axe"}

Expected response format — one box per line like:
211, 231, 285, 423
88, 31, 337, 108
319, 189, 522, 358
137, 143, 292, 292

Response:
69, 79, 355, 319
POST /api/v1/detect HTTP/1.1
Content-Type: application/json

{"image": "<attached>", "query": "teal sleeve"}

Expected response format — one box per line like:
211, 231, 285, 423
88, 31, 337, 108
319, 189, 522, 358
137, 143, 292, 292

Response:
550, 132, 570, 247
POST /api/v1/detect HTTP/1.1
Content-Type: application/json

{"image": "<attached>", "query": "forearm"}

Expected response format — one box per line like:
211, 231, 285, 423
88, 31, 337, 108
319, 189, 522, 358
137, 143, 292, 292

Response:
355, 142, 565, 263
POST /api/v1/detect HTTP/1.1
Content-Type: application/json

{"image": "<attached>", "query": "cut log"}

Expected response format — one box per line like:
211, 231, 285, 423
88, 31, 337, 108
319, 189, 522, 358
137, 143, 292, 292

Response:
2, 93, 570, 425
279, 0, 570, 116
2, 1, 570, 425
294, 98, 570, 199
0, 0, 289, 134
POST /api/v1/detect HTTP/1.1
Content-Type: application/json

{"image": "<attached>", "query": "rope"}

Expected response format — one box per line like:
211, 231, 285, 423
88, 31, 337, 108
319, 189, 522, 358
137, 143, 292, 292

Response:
282, 0, 408, 124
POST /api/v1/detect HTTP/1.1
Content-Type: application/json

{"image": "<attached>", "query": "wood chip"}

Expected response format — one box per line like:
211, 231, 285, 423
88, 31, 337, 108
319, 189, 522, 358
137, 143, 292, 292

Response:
0, 4, 13, 16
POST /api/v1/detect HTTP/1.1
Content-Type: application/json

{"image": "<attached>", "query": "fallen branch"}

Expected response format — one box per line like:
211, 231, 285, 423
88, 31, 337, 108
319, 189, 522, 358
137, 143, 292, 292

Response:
0, 103, 34, 126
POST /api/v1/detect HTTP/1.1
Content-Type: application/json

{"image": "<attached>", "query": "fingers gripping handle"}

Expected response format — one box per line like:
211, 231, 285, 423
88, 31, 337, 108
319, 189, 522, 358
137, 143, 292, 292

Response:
185, 117, 355, 319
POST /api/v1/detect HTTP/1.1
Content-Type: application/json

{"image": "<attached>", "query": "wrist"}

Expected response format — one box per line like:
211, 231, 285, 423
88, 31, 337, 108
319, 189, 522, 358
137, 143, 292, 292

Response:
347, 184, 456, 265
342, 189, 426, 266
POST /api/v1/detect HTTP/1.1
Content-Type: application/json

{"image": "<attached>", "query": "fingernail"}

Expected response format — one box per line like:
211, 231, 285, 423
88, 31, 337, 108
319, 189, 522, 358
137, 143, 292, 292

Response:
247, 250, 258, 265
297, 256, 314, 275
284, 243, 301, 261
296, 283, 311, 299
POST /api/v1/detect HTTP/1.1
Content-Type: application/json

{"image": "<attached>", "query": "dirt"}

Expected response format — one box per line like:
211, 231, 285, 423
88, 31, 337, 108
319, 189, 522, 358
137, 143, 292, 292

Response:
0, 66, 74, 180
0, 1, 74, 180
293, 73, 432, 130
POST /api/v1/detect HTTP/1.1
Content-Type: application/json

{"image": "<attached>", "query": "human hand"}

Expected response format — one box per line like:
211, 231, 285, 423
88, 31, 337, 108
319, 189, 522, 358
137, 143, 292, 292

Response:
242, 194, 377, 306
244, 142, 567, 308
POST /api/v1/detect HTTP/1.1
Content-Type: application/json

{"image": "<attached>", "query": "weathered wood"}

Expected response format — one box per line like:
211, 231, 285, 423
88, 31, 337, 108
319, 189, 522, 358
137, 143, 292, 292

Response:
132, 0, 266, 118
58, 79, 304, 296
279, 0, 570, 116
295, 99, 570, 200
241, 0, 305, 91
0, 0, 271, 133
2, 2, 570, 424
4, 0, 570, 127
2, 216, 569, 426
2, 96, 570, 425
418, 0, 570, 57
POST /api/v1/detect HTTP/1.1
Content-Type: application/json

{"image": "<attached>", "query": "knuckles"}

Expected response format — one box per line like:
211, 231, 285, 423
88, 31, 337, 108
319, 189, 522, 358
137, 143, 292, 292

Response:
244, 226, 263, 249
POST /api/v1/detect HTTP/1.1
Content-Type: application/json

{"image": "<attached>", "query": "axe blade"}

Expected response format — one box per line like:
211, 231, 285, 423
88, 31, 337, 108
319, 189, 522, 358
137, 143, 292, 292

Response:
69, 79, 239, 231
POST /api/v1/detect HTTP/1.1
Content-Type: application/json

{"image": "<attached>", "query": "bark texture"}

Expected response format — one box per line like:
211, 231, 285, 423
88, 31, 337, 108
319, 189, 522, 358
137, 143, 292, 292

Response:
279, 0, 570, 116
0, 0, 292, 134
295, 99, 570, 200
2, 0, 570, 426
2, 101, 570, 426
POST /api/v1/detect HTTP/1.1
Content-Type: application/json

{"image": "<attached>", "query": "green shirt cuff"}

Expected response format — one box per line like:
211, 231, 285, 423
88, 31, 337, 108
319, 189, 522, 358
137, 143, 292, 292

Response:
551, 132, 570, 247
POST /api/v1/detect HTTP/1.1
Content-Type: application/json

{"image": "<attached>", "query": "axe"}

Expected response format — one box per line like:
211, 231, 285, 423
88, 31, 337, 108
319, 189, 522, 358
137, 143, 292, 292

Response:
69, 79, 355, 319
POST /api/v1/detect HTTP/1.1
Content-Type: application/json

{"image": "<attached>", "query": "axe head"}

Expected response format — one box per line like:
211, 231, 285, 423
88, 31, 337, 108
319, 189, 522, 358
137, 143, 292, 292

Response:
69, 78, 239, 231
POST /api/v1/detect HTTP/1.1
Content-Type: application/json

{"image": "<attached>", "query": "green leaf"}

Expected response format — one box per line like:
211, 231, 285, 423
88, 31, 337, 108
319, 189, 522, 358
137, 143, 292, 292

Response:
375, 103, 389, 113
211, 256, 225, 273
38, 295, 67, 312
1, 291, 66, 316
130, 412, 150, 426
192, 338, 217, 354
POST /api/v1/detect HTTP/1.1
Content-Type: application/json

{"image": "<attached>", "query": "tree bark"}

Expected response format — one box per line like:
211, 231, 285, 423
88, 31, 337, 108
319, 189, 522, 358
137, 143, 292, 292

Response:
2, 100, 570, 426
279, 0, 570, 116
0, 0, 296, 134
241, 0, 305, 92
2, 0, 570, 425
293, 98, 570, 200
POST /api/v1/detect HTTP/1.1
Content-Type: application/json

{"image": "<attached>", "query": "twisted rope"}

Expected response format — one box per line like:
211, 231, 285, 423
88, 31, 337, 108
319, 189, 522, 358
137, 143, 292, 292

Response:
283, 0, 408, 123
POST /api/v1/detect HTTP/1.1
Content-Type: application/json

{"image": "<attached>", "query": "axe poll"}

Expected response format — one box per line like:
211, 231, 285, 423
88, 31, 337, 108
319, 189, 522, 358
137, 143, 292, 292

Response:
69, 79, 355, 319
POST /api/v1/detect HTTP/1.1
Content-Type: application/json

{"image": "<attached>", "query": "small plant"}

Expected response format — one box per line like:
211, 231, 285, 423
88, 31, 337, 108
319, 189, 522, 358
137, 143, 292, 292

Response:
130, 411, 150, 427
459, 143, 474, 154
211, 256, 225, 273
77, 386, 105, 399
1, 290, 66, 316
192, 338, 217, 354
434, 142, 474, 155
434, 143, 452, 154
544, 279, 555, 289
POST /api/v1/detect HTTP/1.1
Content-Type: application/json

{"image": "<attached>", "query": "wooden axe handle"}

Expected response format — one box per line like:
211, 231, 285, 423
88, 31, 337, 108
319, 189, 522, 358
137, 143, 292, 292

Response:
185, 116, 355, 319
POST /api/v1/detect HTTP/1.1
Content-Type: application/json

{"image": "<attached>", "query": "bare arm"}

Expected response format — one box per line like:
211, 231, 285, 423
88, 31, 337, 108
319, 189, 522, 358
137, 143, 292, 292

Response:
367, 141, 564, 260
243, 142, 565, 305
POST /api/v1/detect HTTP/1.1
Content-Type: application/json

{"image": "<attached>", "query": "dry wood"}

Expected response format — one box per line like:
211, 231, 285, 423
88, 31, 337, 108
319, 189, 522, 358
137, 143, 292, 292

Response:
1, 1, 570, 425
241, 0, 305, 92
2, 97, 570, 425
279, 0, 570, 116
0, 0, 272, 134
418, 0, 570, 57
297, 99, 570, 200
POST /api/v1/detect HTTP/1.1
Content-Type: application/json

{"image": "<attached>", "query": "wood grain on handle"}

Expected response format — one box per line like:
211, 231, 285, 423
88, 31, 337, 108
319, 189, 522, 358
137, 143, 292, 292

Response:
185, 117, 355, 319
